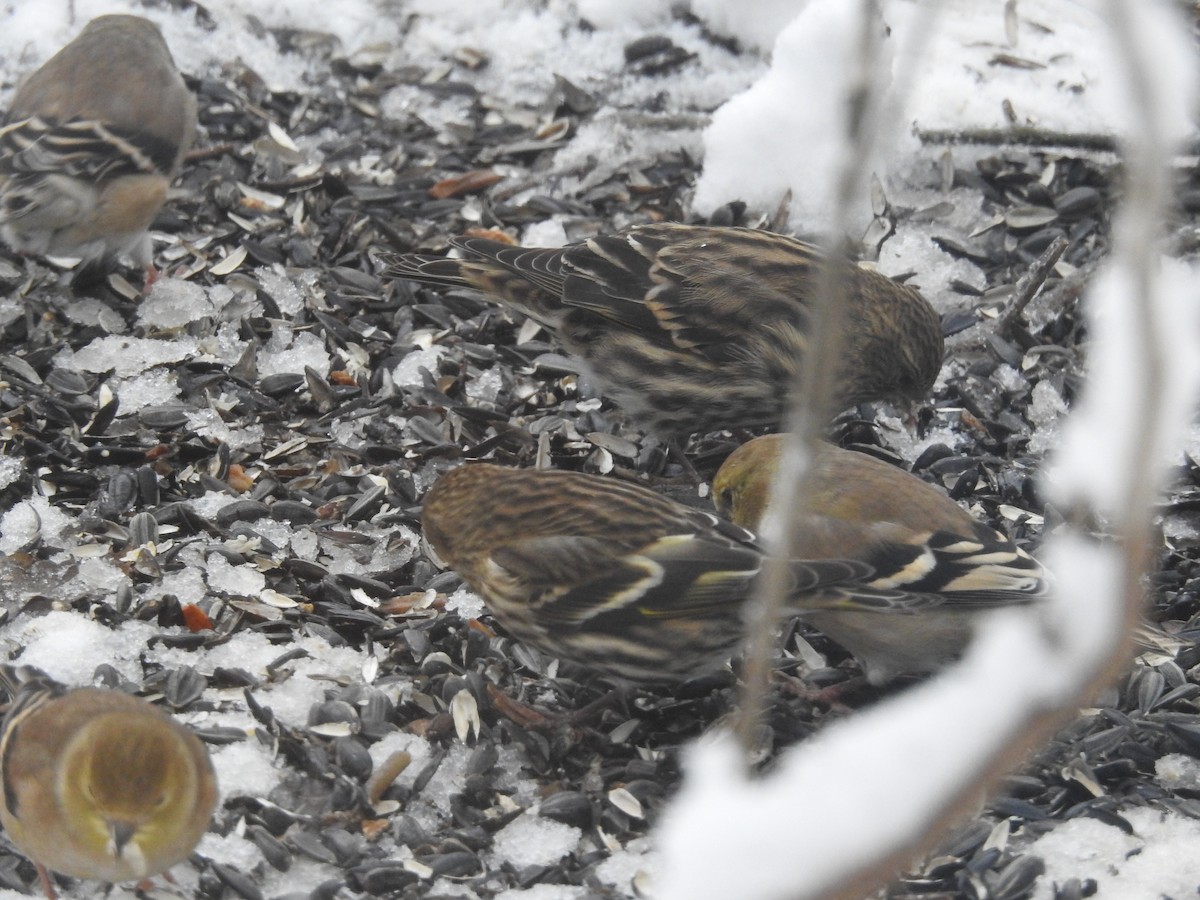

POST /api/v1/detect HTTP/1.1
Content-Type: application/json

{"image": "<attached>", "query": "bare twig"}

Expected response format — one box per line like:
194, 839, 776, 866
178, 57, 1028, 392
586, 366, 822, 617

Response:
818, 1, 1183, 895
734, 0, 945, 760
998, 234, 1068, 337
657, 2, 1196, 898
1092, 0, 1175, 686
917, 126, 1121, 152
733, 0, 888, 758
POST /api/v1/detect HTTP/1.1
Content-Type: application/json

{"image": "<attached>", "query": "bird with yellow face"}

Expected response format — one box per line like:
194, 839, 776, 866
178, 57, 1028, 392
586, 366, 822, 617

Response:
0, 665, 217, 899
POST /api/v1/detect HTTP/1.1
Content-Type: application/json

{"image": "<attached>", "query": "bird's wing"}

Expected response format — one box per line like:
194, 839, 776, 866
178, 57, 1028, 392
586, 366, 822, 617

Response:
561, 225, 823, 358
450, 237, 569, 296
0, 116, 173, 181
801, 527, 1047, 613
489, 531, 763, 627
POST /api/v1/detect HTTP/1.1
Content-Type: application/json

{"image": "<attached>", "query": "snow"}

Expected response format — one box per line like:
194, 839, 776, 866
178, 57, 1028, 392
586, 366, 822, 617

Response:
693, 0, 1167, 234
367, 730, 434, 774
139, 279, 219, 329
392, 345, 447, 387
256, 267, 309, 319
694, 0, 906, 231
205, 553, 268, 596
404, 742, 477, 828
690, 0, 801, 54
1026, 379, 1069, 454
576, 0, 671, 30
197, 828, 263, 873
1155, 753, 1200, 791
520, 218, 571, 249
466, 367, 504, 403
0, 0, 1198, 897
906, 1, 1116, 135
594, 841, 654, 893
490, 813, 581, 869
877, 412, 968, 465
494, 885, 587, 900
447, 584, 488, 620
1042, 258, 1200, 515
186, 406, 266, 450
112, 367, 183, 410
204, 730, 281, 803
70, 557, 128, 596
659, 0, 1200, 898
655, 604, 1096, 900
59, 334, 202, 377
188, 489, 243, 521
6, 611, 159, 684
0, 497, 74, 553
146, 630, 369, 731
259, 328, 331, 377
1027, 807, 1200, 900
149, 563, 208, 608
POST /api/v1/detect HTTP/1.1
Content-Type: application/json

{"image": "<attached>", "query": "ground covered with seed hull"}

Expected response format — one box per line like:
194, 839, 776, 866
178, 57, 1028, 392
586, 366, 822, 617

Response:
1, 3, 1200, 900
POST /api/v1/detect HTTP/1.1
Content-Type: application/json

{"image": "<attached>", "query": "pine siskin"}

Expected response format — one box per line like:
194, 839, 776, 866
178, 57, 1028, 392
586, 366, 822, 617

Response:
388, 224, 944, 436
713, 435, 1048, 682
421, 462, 1044, 685
0, 15, 197, 278
0, 665, 218, 899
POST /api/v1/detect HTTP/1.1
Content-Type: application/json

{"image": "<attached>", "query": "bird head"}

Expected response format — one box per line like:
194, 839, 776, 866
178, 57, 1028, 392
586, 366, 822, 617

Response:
60, 712, 209, 879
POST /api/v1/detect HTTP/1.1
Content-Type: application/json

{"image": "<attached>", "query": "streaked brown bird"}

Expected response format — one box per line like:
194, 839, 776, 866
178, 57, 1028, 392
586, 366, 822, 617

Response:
388, 224, 944, 436
0, 665, 217, 899
421, 461, 1044, 685
713, 434, 1049, 682
0, 15, 197, 279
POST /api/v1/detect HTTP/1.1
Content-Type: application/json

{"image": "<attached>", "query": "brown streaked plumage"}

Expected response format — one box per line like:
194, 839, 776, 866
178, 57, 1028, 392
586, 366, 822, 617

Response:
421, 462, 1045, 685
0, 665, 217, 899
0, 15, 196, 275
388, 224, 944, 436
713, 435, 1048, 682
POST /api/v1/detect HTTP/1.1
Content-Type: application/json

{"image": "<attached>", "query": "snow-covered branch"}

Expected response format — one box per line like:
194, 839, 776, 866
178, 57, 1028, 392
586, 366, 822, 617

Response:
656, 1, 1200, 898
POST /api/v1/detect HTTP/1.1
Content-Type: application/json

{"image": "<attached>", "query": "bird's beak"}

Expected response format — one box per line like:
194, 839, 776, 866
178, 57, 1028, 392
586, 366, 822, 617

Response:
110, 821, 136, 853
108, 821, 148, 876
890, 397, 921, 431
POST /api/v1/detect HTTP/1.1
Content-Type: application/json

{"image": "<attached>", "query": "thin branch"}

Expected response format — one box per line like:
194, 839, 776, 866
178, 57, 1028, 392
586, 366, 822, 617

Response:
658, 5, 1191, 900
821, 0, 1180, 894
734, 0, 889, 758
735, 0, 944, 758
1097, 0, 1173, 685
998, 234, 1068, 338
917, 126, 1121, 152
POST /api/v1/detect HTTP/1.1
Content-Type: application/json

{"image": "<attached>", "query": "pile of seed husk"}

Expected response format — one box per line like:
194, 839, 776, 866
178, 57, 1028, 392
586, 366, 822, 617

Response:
0, 7, 1198, 900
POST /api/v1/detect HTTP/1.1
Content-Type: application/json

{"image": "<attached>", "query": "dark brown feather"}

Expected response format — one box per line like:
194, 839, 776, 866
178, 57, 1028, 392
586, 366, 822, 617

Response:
388, 224, 944, 435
